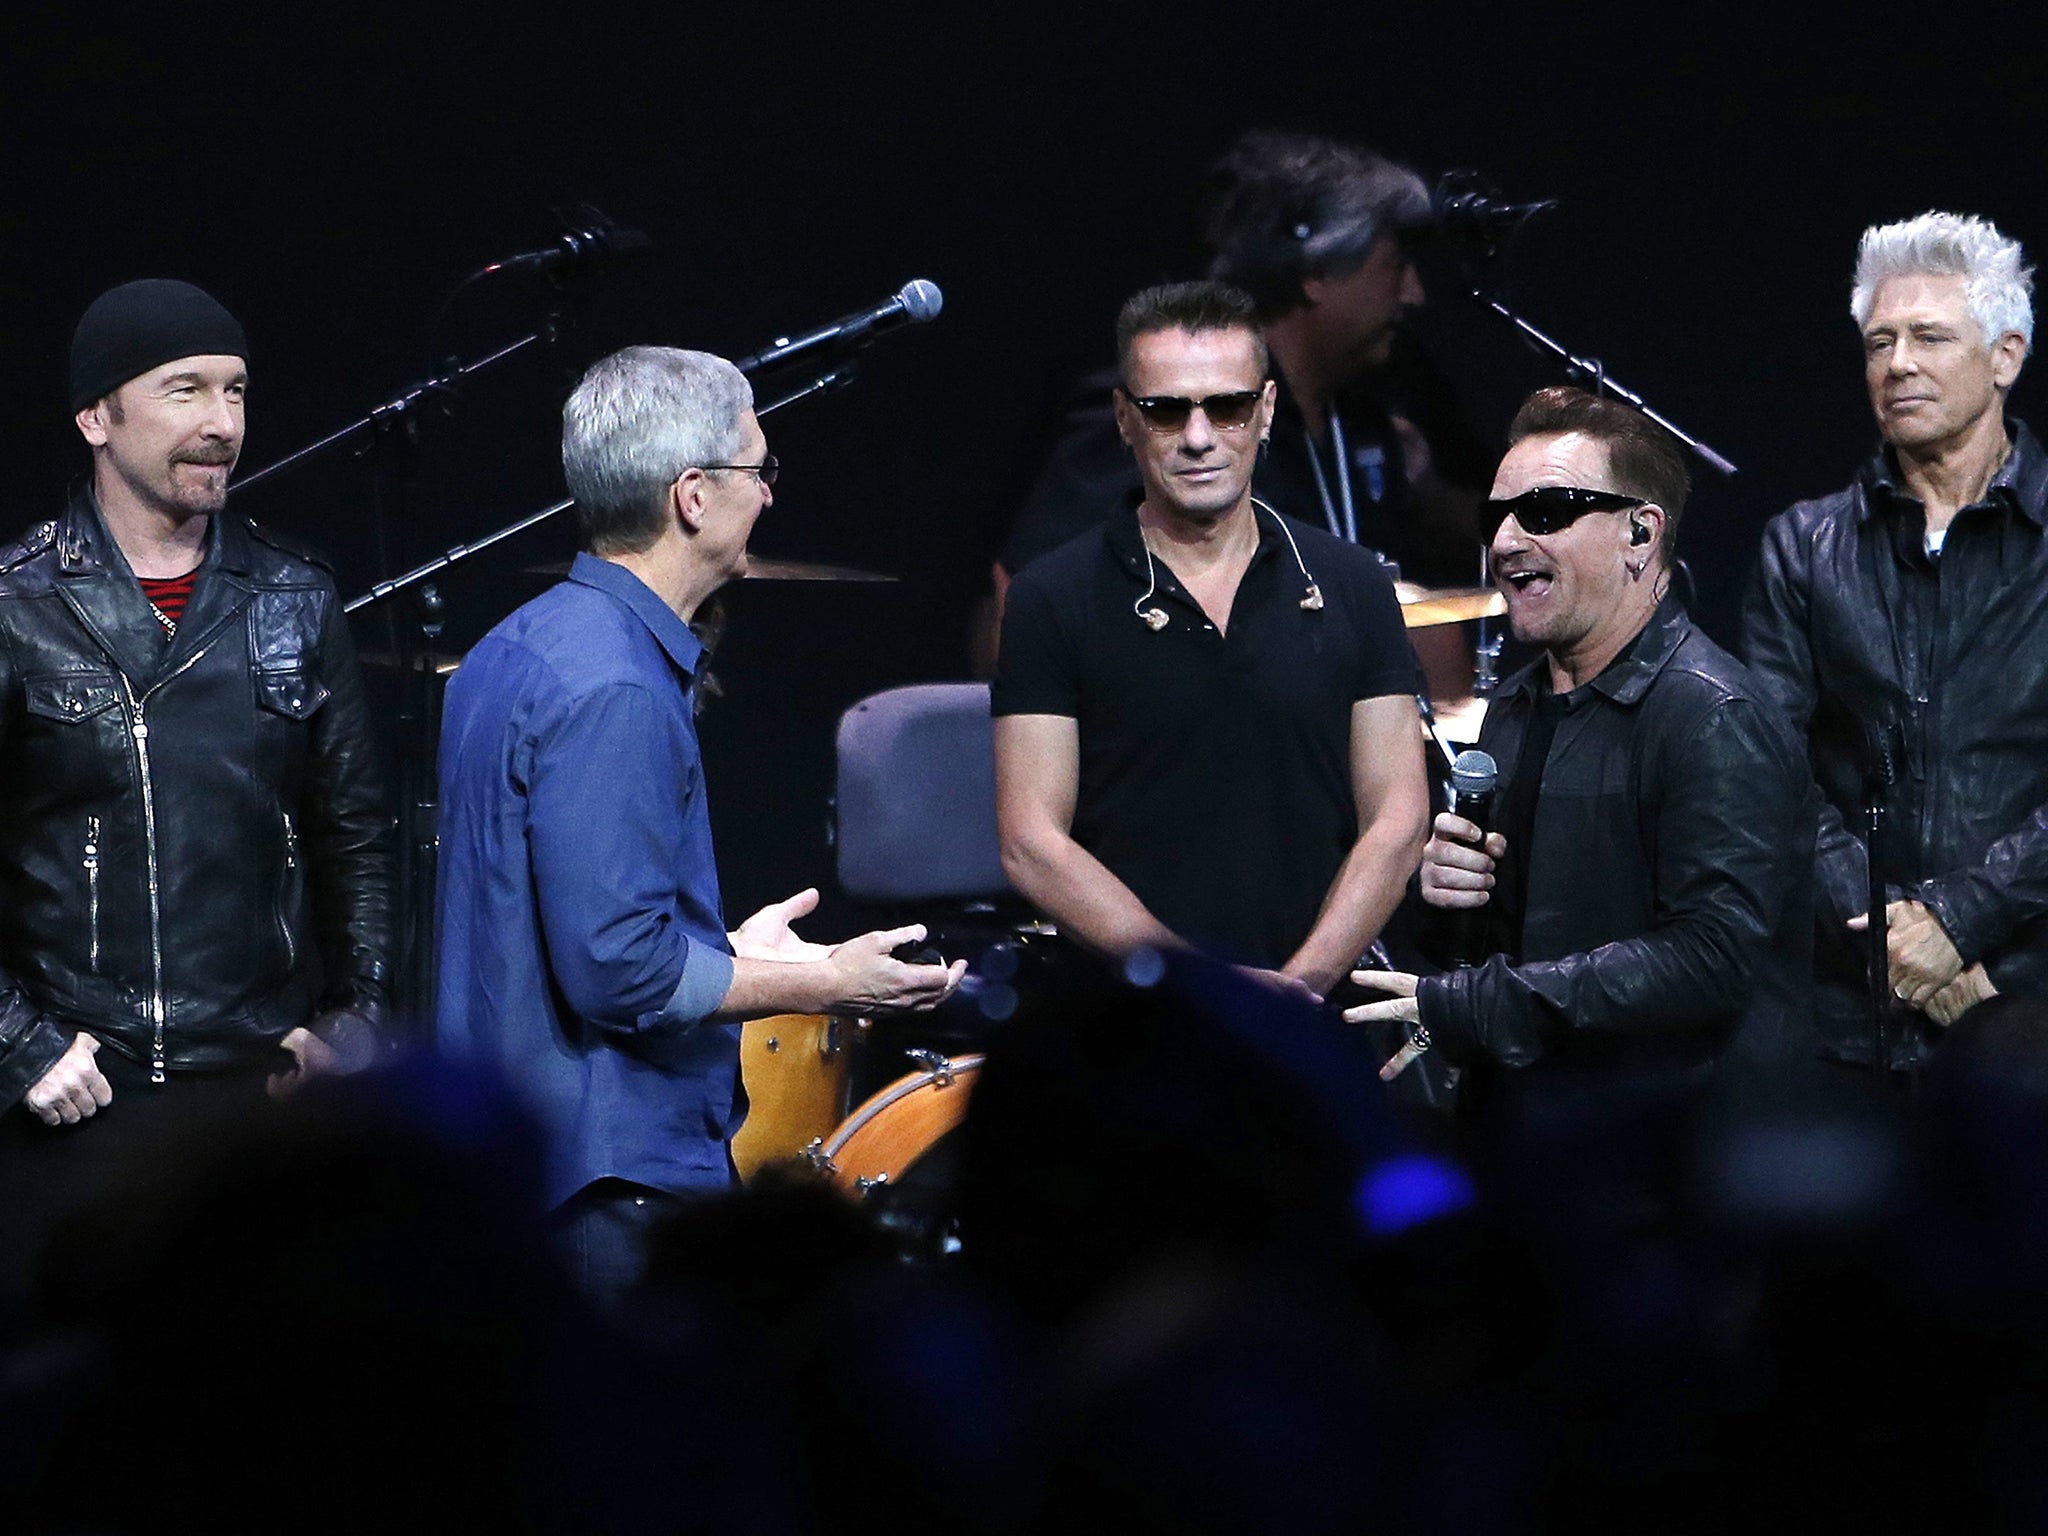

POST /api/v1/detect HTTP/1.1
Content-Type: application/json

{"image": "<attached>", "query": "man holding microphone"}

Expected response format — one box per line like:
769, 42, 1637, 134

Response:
1348, 387, 1814, 1098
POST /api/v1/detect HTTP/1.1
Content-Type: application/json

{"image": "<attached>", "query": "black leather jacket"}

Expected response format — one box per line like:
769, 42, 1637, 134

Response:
1416, 598, 1817, 1084
1741, 421, 2048, 1064
0, 492, 392, 1101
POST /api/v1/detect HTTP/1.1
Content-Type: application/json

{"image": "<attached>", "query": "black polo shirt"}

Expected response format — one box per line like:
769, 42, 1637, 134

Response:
993, 500, 1420, 968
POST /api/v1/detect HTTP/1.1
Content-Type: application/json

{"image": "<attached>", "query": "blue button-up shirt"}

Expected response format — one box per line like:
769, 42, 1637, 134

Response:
435, 554, 738, 1209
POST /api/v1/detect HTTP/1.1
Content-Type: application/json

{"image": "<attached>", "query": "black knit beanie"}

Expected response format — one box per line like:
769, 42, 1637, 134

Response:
68, 279, 248, 413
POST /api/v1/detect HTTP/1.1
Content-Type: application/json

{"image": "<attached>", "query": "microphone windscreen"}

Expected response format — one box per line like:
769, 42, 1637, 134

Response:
898, 278, 944, 322
1450, 749, 1498, 800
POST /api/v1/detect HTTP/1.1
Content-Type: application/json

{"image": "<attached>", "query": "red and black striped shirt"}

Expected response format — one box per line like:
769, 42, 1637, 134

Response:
138, 571, 198, 632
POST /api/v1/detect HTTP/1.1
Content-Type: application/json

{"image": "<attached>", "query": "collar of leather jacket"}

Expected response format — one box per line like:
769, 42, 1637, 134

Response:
1857, 418, 2048, 528
1498, 593, 1691, 713
53, 488, 279, 686
57, 485, 264, 579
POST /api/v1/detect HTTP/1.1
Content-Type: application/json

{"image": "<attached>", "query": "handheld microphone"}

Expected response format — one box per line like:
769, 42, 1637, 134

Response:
1446, 748, 1498, 968
733, 279, 944, 374
1431, 173, 1559, 251
485, 204, 653, 281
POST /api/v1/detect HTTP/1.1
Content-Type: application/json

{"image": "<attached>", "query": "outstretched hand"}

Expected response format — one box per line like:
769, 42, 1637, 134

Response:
1343, 970, 1428, 1082
827, 925, 968, 1014
1342, 968, 1420, 1027
730, 888, 836, 964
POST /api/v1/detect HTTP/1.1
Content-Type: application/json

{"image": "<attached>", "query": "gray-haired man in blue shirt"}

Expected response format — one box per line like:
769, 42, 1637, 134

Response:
435, 346, 963, 1303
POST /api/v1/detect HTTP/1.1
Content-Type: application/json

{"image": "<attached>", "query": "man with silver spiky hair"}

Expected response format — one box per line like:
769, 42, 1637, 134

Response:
1743, 211, 2045, 1071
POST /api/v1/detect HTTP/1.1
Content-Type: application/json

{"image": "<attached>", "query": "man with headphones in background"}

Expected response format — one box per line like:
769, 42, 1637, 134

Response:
992, 281, 1431, 998
981, 131, 1492, 690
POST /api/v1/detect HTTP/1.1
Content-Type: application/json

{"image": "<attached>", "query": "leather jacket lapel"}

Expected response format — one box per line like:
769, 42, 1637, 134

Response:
53, 493, 254, 686
52, 495, 165, 688
166, 515, 254, 670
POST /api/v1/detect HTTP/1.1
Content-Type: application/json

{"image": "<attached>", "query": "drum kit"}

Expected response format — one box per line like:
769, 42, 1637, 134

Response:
731, 1011, 982, 1246
1394, 579, 1502, 752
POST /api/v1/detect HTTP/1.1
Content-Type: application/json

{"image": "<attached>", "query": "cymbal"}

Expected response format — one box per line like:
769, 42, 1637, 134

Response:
745, 556, 897, 583
523, 557, 897, 583
1395, 582, 1506, 629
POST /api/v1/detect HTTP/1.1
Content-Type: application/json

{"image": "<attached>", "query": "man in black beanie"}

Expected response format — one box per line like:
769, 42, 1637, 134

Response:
0, 279, 392, 1302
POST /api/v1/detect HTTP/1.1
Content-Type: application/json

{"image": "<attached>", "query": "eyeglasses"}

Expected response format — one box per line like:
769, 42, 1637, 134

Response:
698, 453, 779, 487
1119, 388, 1264, 434
1482, 484, 1643, 541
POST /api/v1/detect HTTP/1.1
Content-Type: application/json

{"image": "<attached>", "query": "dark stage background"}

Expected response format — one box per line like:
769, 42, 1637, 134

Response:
4, 5, 2040, 939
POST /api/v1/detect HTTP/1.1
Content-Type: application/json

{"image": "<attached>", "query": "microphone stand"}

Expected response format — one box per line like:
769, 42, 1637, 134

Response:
234, 291, 578, 1037
339, 333, 868, 1036
341, 360, 853, 617
753, 360, 857, 412
1862, 724, 1901, 1081
1453, 234, 1736, 696
1466, 293, 1738, 477
338, 354, 858, 1018
230, 331, 554, 498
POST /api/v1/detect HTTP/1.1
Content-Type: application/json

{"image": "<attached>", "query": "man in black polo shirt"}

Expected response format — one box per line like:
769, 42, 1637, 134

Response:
992, 281, 1430, 997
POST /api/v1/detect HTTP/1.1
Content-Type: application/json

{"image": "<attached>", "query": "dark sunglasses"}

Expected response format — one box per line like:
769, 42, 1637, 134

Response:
1119, 388, 1264, 433
1482, 484, 1643, 540
698, 453, 780, 487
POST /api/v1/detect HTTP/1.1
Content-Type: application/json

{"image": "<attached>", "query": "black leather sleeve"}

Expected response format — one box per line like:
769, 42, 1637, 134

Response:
299, 594, 394, 1025
0, 636, 75, 1103
1739, 512, 1871, 929
0, 991, 72, 1107
1918, 801, 2048, 968
1417, 696, 1806, 1068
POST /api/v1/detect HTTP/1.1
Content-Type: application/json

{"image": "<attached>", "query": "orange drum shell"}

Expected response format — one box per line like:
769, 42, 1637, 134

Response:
819, 1056, 984, 1194
732, 1014, 853, 1183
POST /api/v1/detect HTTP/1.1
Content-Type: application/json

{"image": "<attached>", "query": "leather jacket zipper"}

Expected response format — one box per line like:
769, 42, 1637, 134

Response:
118, 643, 217, 1084
83, 816, 101, 973
278, 812, 299, 969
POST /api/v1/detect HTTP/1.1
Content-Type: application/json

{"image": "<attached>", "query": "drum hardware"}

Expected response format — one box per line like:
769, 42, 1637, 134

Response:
762, 1019, 852, 1056
1398, 580, 1506, 721
902, 1047, 957, 1085
732, 1014, 860, 1183
1473, 628, 1505, 696
805, 1053, 985, 1198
